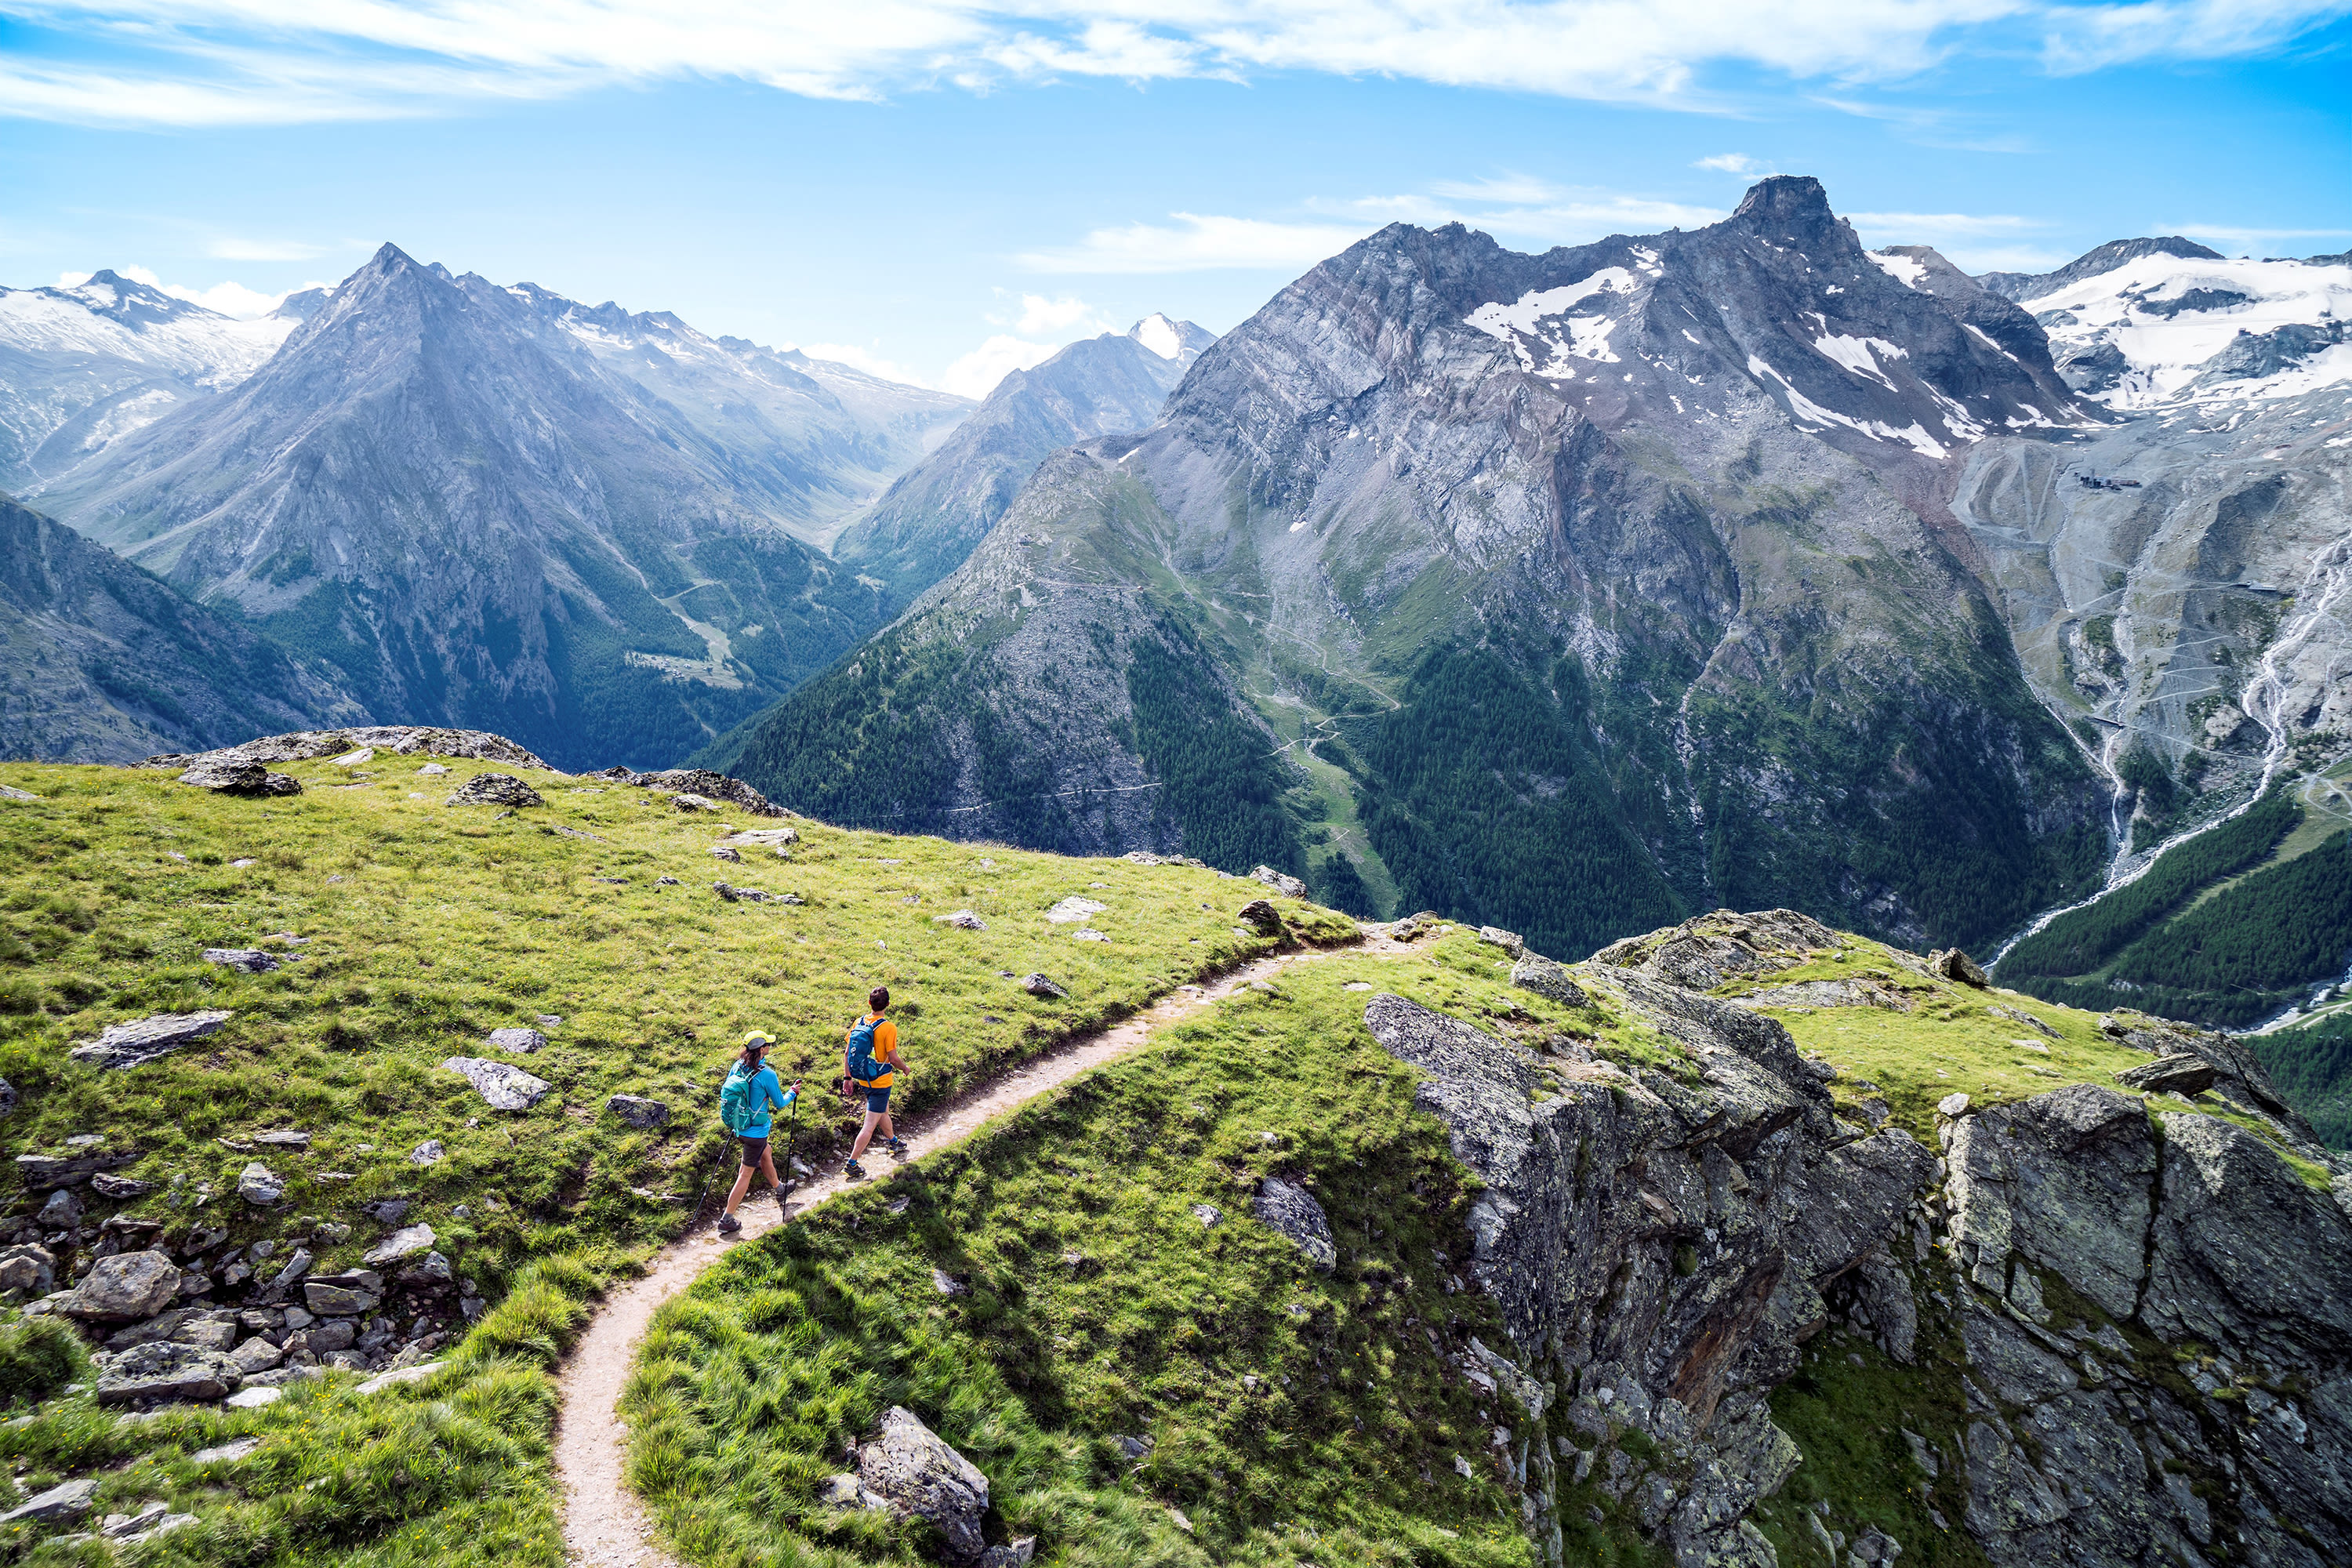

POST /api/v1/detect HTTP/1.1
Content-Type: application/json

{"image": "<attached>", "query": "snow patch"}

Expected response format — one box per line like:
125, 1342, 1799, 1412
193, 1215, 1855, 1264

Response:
1866, 251, 1927, 290
1809, 330, 1907, 390
1748, 354, 1948, 459
1131, 312, 1184, 360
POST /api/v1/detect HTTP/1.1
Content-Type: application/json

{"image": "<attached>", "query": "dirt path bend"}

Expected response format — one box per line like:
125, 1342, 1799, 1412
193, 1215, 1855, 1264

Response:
555, 938, 1408, 1568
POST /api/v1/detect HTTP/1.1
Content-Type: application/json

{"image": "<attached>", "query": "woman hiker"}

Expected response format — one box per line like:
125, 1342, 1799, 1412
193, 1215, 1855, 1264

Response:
717, 1031, 797, 1233
842, 985, 908, 1181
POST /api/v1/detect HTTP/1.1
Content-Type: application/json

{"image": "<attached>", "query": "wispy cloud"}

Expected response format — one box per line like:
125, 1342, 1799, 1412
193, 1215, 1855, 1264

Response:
1694, 153, 1765, 173
938, 333, 1063, 398
1018, 212, 1374, 274
60, 263, 328, 317
4, 1, 2347, 127
1316, 178, 1725, 243
2166, 221, 2352, 249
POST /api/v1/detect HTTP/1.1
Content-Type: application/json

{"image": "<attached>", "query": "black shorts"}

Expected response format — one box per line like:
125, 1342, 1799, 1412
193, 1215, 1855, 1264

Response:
865, 1087, 891, 1114
738, 1135, 768, 1167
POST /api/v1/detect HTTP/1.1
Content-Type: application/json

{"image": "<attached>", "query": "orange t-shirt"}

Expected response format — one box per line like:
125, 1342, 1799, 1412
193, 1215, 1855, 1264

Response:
846, 1013, 899, 1087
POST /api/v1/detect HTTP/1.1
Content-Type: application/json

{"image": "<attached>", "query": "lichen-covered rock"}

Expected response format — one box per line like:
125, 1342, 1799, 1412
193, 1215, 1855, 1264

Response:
145, 727, 550, 772
64, 1249, 182, 1320
1250, 1175, 1336, 1273
855, 1405, 993, 1563
236, 1162, 283, 1206
590, 765, 786, 817
1250, 865, 1306, 898
361, 1224, 437, 1268
446, 772, 545, 808
205, 947, 282, 974
94, 1340, 242, 1405
1022, 973, 1067, 999
174, 757, 300, 797
485, 1027, 546, 1054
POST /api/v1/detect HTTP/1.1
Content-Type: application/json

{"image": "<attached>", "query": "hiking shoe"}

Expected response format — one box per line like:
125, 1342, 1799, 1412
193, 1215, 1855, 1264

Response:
717, 1212, 742, 1233
844, 1158, 868, 1181
886, 1136, 908, 1156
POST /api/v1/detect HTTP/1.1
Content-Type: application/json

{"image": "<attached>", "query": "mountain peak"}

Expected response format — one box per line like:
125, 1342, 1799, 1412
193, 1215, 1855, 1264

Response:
1728, 175, 1837, 236
1127, 313, 1216, 365
1977, 235, 2229, 303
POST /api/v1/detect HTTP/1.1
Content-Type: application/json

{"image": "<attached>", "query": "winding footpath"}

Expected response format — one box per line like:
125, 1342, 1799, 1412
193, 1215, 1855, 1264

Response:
554, 936, 1410, 1568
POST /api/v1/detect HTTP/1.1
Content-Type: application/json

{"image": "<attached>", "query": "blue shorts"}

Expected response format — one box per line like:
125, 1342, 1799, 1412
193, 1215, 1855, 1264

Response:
865, 1087, 891, 1114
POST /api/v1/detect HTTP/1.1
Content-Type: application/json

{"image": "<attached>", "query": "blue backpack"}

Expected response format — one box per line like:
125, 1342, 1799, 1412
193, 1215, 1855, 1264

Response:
718, 1066, 763, 1134
844, 1016, 887, 1087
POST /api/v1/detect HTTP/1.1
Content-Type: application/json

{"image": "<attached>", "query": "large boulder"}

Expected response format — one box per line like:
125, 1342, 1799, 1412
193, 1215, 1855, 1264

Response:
64, 1250, 182, 1321
1237, 898, 1285, 935
590, 765, 786, 818
0, 1478, 97, 1526
855, 1406, 993, 1564
68, 1010, 234, 1070
1251, 1175, 1337, 1273
485, 1027, 546, 1054
441, 1056, 553, 1110
446, 773, 545, 809
1927, 947, 1989, 986
94, 1340, 242, 1406
1508, 951, 1587, 1008
1251, 865, 1307, 898
204, 948, 281, 975
16, 1149, 139, 1189
0, 1243, 56, 1297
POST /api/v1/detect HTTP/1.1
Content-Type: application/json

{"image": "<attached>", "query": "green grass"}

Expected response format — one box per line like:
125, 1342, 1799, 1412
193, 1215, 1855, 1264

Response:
620, 938, 1671, 1568
0, 750, 1344, 1566
1708, 936, 2145, 1138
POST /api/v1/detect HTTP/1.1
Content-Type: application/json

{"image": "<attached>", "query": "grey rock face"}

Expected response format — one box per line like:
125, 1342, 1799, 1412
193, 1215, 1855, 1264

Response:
1022, 973, 1067, 999
303, 1269, 383, 1316
176, 758, 301, 796
446, 772, 544, 809
441, 1055, 553, 1111
1237, 898, 1284, 935
485, 1027, 546, 1054
1363, 945, 1943, 1568
590, 766, 786, 817
1926, 948, 1987, 986
0, 1244, 56, 1296
66, 1009, 234, 1071
855, 1406, 993, 1563
147, 726, 550, 772
605, 1094, 671, 1129
204, 948, 281, 975
95, 1340, 242, 1405
1250, 1176, 1337, 1273
64, 1249, 182, 1320
16, 1149, 138, 1188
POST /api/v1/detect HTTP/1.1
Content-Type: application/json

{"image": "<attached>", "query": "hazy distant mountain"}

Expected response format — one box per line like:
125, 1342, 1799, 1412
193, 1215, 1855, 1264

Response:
0, 493, 365, 763
722, 178, 2115, 956
27, 244, 913, 770
0, 270, 304, 491
497, 283, 970, 547
825, 314, 1214, 604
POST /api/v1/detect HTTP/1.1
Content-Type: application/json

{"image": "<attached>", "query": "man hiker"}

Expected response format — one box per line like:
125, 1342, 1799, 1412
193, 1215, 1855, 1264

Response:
717, 1031, 797, 1233
842, 985, 907, 1181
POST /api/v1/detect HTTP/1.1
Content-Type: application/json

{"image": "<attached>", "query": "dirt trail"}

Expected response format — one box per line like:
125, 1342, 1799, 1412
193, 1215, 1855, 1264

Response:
554, 937, 1409, 1567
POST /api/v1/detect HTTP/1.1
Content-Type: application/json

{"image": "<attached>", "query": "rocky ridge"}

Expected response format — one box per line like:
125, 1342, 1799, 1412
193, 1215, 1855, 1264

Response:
1367, 907, 2352, 1567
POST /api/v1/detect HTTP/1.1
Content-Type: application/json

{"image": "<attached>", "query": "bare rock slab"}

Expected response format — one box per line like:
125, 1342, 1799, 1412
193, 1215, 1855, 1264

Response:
70, 1010, 233, 1069
361, 1224, 437, 1268
605, 1094, 670, 1129
1508, 952, 1586, 1007
95, 1341, 242, 1406
1251, 865, 1307, 898
445, 772, 545, 808
441, 1056, 552, 1110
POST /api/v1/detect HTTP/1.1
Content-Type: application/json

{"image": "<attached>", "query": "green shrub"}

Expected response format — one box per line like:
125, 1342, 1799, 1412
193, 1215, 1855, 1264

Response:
0, 1317, 83, 1407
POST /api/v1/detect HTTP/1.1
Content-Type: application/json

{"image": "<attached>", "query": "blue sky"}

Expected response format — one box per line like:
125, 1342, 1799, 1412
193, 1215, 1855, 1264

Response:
2, 2, 2347, 395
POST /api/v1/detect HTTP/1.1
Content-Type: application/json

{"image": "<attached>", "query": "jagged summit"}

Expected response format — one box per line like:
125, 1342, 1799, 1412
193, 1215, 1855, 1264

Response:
1127, 313, 1215, 363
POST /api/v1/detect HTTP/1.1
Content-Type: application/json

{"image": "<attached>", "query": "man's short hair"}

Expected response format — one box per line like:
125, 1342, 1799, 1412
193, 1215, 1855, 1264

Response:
869, 985, 890, 1011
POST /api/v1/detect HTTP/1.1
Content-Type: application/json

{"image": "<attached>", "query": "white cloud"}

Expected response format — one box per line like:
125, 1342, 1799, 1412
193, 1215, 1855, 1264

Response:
938, 334, 1062, 398
1001, 292, 1112, 336
83, 263, 325, 318
1018, 212, 1375, 274
1694, 154, 1762, 173
2167, 222, 2352, 249
1316, 179, 1724, 243
8, 1, 2346, 127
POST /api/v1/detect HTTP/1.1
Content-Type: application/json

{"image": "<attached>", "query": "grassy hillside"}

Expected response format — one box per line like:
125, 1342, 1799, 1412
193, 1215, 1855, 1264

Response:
1994, 770, 2352, 1029
0, 748, 1334, 1566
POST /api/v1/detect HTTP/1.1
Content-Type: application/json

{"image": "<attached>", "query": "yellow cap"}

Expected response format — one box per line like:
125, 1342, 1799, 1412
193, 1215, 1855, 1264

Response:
742, 1030, 775, 1051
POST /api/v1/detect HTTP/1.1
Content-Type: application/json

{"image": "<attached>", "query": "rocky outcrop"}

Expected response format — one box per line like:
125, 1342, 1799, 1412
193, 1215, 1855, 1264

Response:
143, 726, 550, 773
1367, 911, 2352, 1568
1250, 1175, 1337, 1273
445, 772, 544, 809
441, 1056, 553, 1111
589, 765, 785, 818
